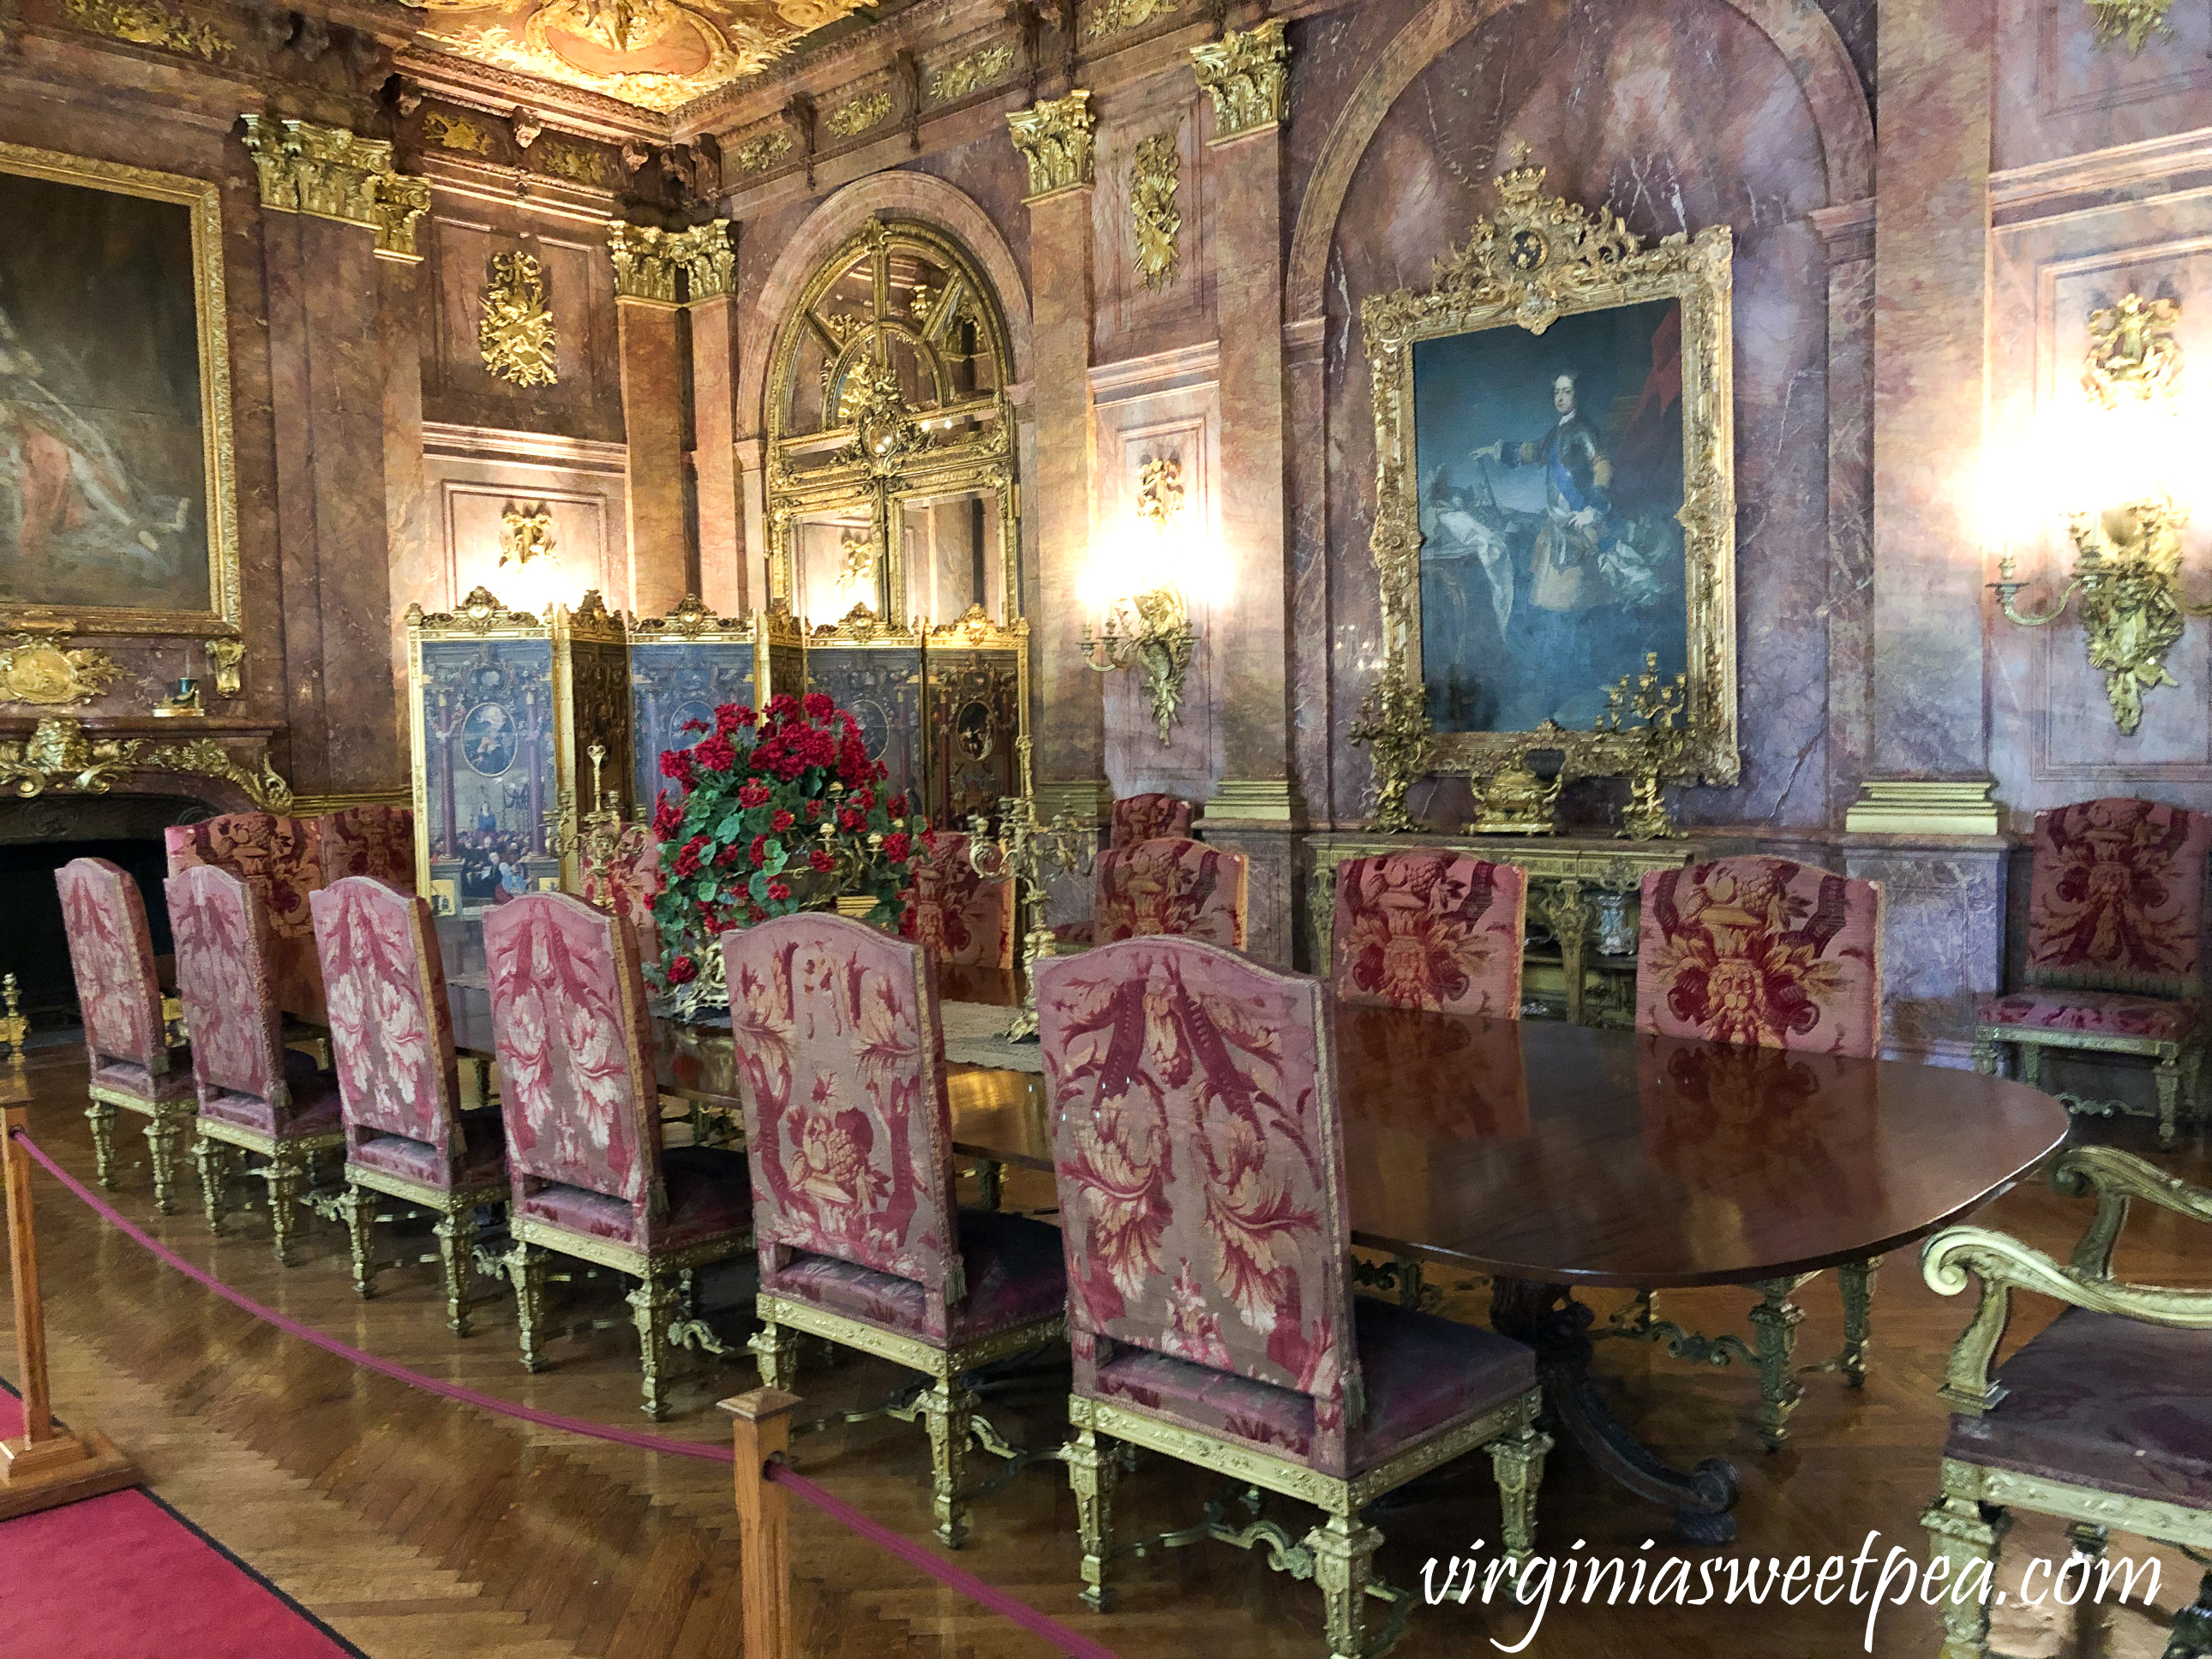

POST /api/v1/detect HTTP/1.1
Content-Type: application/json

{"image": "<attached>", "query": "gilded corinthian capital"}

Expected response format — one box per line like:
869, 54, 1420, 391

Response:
238, 115, 429, 261
1190, 19, 1291, 140
607, 219, 736, 304
1007, 90, 1095, 201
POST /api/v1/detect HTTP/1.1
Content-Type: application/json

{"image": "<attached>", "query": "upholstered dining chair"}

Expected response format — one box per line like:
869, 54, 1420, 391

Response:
728, 913, 1065, 1548
903, 830, 1016, 969
578, 820, 664, 963
1920, 1145, 2212, 1659
1108, 791, 1192, 850
1975, 797, 2212, 1148
1630, 854, 1885, 1450
1094, 835, 1249, 950
315, 805, 417, 892
1037, 937, 1549, 1659
1331, 851, 1528, 1015
483, 891, 751, 1417
310, 877, 506, 1333
165, 812, 328, 1026
167, 863, 345, 1265
57, 857, 194, 1213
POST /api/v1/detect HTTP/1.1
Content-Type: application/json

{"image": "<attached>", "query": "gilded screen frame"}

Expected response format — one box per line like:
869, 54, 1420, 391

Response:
0, 141, 241, 638
1361, 162, 1738, 786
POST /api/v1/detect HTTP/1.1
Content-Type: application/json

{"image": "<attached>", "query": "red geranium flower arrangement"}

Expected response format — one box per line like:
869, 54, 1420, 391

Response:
648, 692, 924, 998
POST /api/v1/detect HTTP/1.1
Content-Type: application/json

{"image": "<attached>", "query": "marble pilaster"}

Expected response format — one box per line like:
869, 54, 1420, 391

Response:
691, 292, 747, 617
614, 296, 692, 615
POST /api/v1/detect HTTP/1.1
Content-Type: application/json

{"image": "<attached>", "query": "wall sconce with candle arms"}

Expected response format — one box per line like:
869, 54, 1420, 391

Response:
1991, 291, 2210, 735
1080, 454, 1198, 746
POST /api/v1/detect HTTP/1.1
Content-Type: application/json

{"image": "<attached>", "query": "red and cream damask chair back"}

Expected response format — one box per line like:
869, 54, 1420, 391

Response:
1635, 856, 1883, 1059
166, 863, 292, 1116
57, 857, 171, 1076
309, 877, 462, 1167
1331, 852, 1527, 1016
164, 812, 327, 1025
902, 831, 1015, 970
1094, 836, 1249, 951
2023, 797, 2212, 995
1109, 793, 1193, 851
723, 915, 966, 1319
483, 892, 667, 1237
1038, 937, 1364, 1472
316, 806, 417, 893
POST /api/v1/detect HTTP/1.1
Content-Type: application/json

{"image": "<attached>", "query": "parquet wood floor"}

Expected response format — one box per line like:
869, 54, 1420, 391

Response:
4, 1042, 2209, 1659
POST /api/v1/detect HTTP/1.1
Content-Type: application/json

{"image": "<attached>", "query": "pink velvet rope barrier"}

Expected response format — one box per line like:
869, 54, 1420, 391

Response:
11, 1128, 1119, 1659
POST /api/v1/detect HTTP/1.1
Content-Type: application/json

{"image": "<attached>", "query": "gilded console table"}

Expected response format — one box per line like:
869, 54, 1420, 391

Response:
1308, 834, 1692, 1026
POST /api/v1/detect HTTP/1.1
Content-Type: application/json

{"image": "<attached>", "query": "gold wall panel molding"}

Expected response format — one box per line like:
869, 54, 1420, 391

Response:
238, 116, 430, 262
1190, 18, 1291, 140
928, 42, 1012, 103
0, 629, 123, 707
2083, 291, 2180, 406
826, 87, 893, 138
1008, 89, 1095, 201
479, 250, 559, 385
0, 716, 291, 810
63, 0, 231, 58
1130, 132, 1181, 291
1086, 0, 1176, 39
607, 219, 735, 303
2086, 0, 2173, 51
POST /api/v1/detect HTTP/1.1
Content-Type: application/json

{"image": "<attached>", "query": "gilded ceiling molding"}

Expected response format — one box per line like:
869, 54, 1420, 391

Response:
423, 110, 495, 153
607, 219, 736, 304
63, 0, 231, 59
826, 87, 893, 137
1190, 18, 1290, 140
1087, 0, 1176, 39
928, 41, 1013, 102
1007, 89, 1095, 201
732, 129, 794, 173
479, 251, 559, 385
238, 116, 431, 262
1130, 132, 1181, 290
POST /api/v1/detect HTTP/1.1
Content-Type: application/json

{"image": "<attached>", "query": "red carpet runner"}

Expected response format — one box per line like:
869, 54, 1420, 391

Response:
0, 1387, 357, 1659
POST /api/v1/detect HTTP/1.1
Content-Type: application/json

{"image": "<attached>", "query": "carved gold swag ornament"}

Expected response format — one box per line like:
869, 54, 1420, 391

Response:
1130, 133, 1181, 291
480, 251, 559, 386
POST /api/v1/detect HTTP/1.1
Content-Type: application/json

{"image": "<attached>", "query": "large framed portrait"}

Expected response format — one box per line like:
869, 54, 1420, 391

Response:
1363, 162, 1737, 786
0, 142, 239, 635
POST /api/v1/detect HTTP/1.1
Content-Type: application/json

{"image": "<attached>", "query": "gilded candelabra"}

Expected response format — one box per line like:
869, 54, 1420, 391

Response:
968, 735, 1097, 1041
1347, 663, 1432, 832
1597, 653, 1690, 840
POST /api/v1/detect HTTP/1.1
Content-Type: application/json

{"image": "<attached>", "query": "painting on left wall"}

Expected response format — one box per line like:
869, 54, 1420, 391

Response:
0, 145, 237, 633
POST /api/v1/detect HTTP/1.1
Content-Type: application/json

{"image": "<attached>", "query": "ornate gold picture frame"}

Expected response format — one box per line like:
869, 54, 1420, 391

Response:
1362, 161, 1737, 787
0, 141, 240, 638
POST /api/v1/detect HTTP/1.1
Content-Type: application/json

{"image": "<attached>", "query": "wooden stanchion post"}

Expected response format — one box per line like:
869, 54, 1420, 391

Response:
721, 1386, 801, 1659
2, 1071, 141, 1518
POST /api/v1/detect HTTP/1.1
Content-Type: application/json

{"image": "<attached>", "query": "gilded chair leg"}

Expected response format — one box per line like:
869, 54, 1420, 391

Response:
1486, 1413, 1550, 1566
2165, 1567, 2212, 1659
919, 1374, 975, 1548
1921, 1493, 2011, 1659
627, 1272, 678, 1421
1066, 1425, 1118, 1612
340, 1181, 377, 1298
508, 1242, 549, 1371
1971, 1037, 2000, 1076
145, 1112, 184, 1215
435, 1209, 478, 1336
194, 1135, 231, 1234
2155, 1056, 2182, 1149
1839, 1255, 1881, 1387
749, 1320, 800, 1391
263, 1150, 304, 1266
85, 1099, 117, 1189
1307, 1510, 1382, 1659
1747, 1277, 1807, 1451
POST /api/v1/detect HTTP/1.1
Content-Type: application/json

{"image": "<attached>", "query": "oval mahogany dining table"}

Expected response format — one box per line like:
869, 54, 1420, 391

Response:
437, 927, 2069, 1543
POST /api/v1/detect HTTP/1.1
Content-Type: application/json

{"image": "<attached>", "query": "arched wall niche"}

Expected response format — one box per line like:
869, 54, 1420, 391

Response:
1293, 0, 1874, 833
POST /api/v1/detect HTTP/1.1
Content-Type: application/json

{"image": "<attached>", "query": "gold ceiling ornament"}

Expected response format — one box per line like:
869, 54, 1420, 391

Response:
1130, 132, 1182, 291
238, 117, 430, 261
1008, 89, 1095, 201
929, 42, 1012, 103
1363, 158, 1739, 790
479, 250, 558, 386
2086, 0, 2173, 51
1346, 662, 1432, 833
205, 637, 244, 698
1595, 652, 1690, 840
1086, 0, 1175, 39
64, 0, 230, 57
499, 502, 556, 571
1190, 18, 1291, 140
827, 87, 893, 137
733, 129, 794, 173
422, 111, 494, 153
0, 628, 124, 707
2083, 291, 2181, 408
607, 219, 735, 302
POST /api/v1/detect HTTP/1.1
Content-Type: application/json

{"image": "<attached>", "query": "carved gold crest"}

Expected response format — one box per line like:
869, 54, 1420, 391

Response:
2083, 292, 2181, 409
480, 251, 559, 387
0, 632, 124, 706
500, 503, 557, 570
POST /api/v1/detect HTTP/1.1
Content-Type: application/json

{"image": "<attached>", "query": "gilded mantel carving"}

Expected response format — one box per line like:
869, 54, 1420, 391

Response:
0, 716, 292, 811
1008, 90, 1095, 201
606, 219, 736, 304
237, 116, 430, 262
1190, 19, 1290, 140
0, 628, 123, 707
